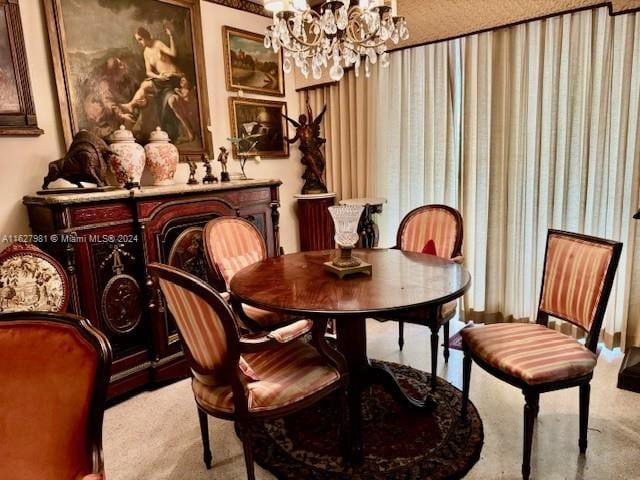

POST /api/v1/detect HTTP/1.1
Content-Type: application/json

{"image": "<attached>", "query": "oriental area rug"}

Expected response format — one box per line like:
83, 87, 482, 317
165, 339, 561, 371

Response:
248, 360, 483, 480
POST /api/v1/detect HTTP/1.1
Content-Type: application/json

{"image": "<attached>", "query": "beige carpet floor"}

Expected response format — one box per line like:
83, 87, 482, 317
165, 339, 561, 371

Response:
104, 319, 640, 480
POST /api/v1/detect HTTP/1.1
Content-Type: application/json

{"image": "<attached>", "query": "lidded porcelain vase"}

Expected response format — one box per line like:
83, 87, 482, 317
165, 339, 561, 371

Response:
108, 125, 145, 189
144, 127, 179, 186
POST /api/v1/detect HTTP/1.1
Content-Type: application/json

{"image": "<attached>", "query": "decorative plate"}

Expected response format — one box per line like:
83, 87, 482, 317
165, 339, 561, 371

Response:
101, 273, 142, 334
0, 242, 69, 313
168, 227, 209, 282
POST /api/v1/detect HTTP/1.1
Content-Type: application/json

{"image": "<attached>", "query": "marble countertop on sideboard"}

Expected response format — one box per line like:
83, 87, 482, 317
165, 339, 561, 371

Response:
23, 179, 282, 205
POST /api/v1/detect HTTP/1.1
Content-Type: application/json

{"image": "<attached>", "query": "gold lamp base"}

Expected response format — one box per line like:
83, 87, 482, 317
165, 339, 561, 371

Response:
323, 258, 372, 279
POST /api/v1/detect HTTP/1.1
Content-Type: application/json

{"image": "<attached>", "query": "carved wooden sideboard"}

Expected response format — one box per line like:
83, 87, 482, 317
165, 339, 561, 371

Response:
23, 180, 281, 399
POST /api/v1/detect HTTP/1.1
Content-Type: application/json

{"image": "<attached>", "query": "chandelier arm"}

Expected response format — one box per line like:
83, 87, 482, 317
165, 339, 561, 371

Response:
283, 20, 324, 49
344, 7, 383, 46
353, 38, 387, 50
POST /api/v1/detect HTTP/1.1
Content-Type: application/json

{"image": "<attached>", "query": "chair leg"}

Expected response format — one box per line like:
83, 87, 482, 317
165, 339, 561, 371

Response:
461, 349, 471, 419
522, 392, 539, 480
443, 321, 450, 363
240, 422, 256, 480
197, 407, 212, 469
398, 320, 405, 351
430, 326, 440, 392
579, 383, 590, 454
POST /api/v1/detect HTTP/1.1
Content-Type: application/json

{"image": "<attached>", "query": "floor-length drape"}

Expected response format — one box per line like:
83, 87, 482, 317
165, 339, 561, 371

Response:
461, 9, 640, 349
372, 42, 461, 248
302, 6, 640, 349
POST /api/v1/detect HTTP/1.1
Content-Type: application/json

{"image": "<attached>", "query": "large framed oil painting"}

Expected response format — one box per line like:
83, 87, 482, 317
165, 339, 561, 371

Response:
222, 26, 284, 97
44, 0, 211, 160
0, 0, 42, 136
228, 97, 288, 158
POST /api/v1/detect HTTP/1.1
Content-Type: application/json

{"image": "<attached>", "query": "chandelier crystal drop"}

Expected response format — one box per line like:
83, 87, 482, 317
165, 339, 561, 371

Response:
263, 0, 408, 81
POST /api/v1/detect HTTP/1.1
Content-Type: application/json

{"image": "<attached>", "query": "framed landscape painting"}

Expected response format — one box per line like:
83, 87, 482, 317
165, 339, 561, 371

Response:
0, 0, 42, 136
44, 0, 211, 160
228, 97, 288, 158
223, 26, 284, 97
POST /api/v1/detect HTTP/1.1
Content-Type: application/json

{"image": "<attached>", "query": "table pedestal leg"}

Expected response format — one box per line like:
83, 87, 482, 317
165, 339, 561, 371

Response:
367, 362, 438, 411
336, 318, 367, 464
335, 317, 437, 464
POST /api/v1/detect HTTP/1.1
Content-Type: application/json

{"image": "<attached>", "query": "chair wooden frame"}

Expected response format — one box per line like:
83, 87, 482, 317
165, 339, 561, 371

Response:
0, 311, 112, 478
147, 262, 350, 480
460, 229, 622, 480
391, 204, 464, 391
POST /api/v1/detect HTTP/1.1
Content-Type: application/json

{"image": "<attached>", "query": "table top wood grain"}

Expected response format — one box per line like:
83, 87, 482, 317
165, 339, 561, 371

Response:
230, 249, 471, 318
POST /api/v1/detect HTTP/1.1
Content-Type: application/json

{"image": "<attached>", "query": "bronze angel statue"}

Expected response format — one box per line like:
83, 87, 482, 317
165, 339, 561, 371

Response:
283, 102, 328, 194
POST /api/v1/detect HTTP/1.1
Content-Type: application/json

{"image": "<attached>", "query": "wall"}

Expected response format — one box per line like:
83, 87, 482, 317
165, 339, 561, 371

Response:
200, 2, 303, 252
0, 1, 303, 253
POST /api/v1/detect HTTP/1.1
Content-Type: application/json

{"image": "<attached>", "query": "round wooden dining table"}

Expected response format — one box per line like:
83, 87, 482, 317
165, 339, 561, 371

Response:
230, 248, 471, 463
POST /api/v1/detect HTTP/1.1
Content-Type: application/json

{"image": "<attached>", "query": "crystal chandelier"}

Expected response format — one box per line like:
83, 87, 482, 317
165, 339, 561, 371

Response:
263, 0, 409, 81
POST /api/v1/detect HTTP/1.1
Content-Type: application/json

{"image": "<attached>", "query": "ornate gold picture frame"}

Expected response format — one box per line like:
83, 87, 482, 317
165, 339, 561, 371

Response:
228, 96, 289, 158
44, 0, 212, 160
222, 26, 285, 97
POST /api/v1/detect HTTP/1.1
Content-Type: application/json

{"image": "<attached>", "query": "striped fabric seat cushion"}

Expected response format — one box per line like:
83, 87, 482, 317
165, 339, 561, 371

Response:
441, 300, 457, 319
461, 323, 597, 385
192, 339, 340, 413
220, 291, 293, 330
400, 208, 459, 258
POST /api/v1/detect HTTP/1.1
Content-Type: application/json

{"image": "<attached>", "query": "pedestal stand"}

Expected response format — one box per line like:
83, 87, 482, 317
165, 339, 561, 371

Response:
295, 193, 336, 251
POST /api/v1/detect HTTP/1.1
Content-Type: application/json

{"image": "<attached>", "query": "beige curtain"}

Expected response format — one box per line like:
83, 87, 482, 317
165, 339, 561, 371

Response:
303, 41, 459, 244
371, 42, 462, 247
461, 8, 640, 349
303, 6, 640, 348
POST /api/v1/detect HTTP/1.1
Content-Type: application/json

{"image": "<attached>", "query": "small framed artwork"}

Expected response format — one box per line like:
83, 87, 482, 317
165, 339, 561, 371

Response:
44, 0, 211, 160
228, 97, 289, 158
0, 0, 42, 136
222, 26, 284, 97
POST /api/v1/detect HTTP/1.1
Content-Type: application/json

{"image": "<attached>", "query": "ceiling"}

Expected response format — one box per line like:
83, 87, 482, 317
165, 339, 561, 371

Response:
248, 0, 326, 7
243, 0, 640, 48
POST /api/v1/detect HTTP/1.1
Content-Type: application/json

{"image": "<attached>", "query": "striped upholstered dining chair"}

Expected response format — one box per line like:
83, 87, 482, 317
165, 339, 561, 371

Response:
387, 205, 463, 391
148, 263, 348, 480
203, 216, 302, 331
460, 230, 622, 480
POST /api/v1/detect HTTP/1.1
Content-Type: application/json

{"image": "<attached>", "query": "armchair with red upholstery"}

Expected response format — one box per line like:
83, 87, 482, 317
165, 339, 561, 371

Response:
0, 312, 112, 480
